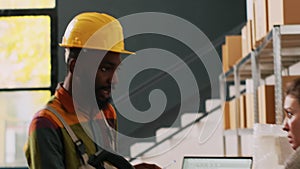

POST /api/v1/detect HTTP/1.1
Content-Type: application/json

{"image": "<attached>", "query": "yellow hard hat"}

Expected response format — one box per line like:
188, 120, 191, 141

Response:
60, 12, 134, 54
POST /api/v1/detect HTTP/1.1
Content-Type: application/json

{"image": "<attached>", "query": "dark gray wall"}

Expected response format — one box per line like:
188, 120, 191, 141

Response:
57, 0, 246, 155
57, 0, 246, 81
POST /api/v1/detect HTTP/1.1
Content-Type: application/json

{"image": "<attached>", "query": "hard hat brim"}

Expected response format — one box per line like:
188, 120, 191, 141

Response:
59, 43, 135, 55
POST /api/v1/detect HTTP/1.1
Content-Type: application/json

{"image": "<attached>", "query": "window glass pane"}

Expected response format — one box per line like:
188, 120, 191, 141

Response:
0, 91, 51, 167
0, 0, 55, 9
0, 16, 51, 88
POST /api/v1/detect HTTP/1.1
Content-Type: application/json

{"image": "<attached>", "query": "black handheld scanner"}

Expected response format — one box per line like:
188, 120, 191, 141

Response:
88, 150, 134, 169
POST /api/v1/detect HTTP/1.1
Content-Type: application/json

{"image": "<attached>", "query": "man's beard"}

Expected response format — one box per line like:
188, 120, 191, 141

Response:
97, 97, 112, 110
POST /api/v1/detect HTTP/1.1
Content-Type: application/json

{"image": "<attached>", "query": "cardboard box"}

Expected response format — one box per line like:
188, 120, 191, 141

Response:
229, 99, 240, 129
241, 20, 253, 57
253, 77, 300, 125
226, 36, 242, 63
268, 0, 300, 31
223, 101, 230, 130
246, 0, 257, 48
241, 25, 248, 58
222, 44, 229, 73
245, 93, 254, 128
258, 85, 275, 124
253, 0, 300, 45
222, 36, 242, 72
240, 94, 247, 128
254, 0, 268, 43
246, 0, 254, 21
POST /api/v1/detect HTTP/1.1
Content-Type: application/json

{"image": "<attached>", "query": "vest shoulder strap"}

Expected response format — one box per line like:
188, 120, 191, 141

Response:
45, 105, 89, 165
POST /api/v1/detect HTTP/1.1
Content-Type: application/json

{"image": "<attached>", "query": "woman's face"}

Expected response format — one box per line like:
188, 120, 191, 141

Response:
283, 95, 300, 150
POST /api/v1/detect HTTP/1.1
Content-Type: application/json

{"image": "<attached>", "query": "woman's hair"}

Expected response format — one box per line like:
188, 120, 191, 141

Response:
286, 78, 300, 103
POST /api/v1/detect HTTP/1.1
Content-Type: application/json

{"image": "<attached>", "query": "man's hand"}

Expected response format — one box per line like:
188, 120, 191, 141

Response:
134, 163, 162, 169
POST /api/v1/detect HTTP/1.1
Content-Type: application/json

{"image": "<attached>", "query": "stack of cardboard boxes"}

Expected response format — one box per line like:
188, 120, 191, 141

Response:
222, 0, 300, 72
222, 0, 300, 130
222, 36, 242, 73
223, 76, 300, 130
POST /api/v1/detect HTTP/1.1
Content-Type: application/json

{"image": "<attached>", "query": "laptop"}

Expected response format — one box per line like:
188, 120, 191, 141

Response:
182, 156, 253, 169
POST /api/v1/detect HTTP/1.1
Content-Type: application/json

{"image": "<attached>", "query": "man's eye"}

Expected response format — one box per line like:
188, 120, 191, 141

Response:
100, 67, 107, 72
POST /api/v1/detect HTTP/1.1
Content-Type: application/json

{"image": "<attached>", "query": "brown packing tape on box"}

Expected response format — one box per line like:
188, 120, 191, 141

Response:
268, 0, 300, 32
240, 94, 247, 128
248, 20, 254, 51
223, 101, 231, 130
258, 85, 275, 124
284, 0, 300, 24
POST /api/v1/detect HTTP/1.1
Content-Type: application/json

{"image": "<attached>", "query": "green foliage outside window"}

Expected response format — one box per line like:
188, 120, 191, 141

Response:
0, 0, 55, 9
0, 16, 51, 88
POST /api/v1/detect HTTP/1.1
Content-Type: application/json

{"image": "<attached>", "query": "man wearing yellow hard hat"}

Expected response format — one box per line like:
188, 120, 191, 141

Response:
24, 12, 161, 169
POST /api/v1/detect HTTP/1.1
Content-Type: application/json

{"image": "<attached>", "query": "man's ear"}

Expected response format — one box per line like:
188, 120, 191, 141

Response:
69, 58, 76, 74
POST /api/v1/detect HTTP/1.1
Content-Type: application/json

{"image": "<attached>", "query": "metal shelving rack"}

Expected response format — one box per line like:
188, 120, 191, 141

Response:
219, 25, 300, 155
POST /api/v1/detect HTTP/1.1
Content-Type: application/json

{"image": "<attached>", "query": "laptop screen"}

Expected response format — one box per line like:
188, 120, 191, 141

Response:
182, 156, 252, 169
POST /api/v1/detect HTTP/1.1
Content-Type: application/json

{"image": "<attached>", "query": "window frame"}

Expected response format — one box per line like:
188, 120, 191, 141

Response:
0, 6, 58, 94
0, 2, 57, 167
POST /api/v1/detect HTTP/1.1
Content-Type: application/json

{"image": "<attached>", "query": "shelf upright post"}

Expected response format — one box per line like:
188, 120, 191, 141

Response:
251, 51, 261, 123
234, 65, 241, 129
219, 74, 227, 156
233, 65, 242, 156
219, 74, 226, 104
273, 25, 283, 124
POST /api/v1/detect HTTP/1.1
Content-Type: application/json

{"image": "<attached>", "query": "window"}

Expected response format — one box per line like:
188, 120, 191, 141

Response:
0, 0, 55, 9
0, 16, 51, 88
0, 0, 57, 167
